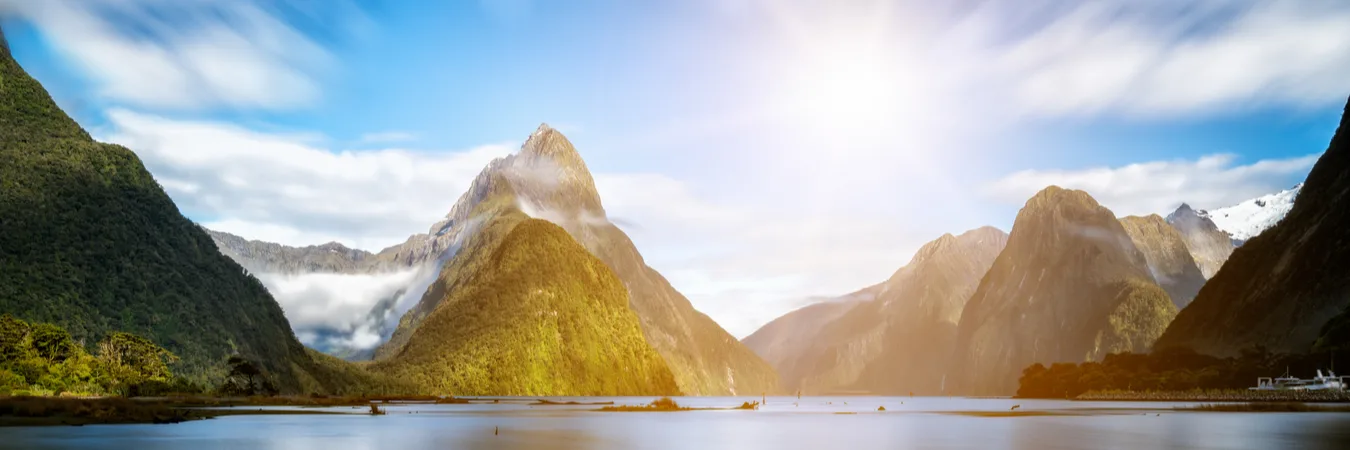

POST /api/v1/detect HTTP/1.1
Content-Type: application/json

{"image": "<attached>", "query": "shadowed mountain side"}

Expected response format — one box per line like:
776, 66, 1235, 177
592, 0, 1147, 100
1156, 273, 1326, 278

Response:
744, 227, 1008, 395
949, 187, 1176, 395
368, 216, 680, 396
1158, 97, 1350, 357
741, 292, 871, 379
1119, 215, 1206, 308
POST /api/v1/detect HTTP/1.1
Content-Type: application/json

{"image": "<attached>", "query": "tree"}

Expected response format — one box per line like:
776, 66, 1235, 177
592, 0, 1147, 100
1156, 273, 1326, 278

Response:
29, 323, 75, 364
0, 314, 32, 362
97, 331, 179, 382
219, 356, 278, 396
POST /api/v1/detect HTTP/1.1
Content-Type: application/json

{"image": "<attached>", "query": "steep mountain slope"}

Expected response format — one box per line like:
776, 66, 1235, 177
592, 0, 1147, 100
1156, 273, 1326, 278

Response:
1119, 215, 1206, 308
1157, 99, 1350, 357
745, 227, 1008, 395
1166, 204, 1236, 279
370, 215, 679, 395
0, 30, 376, 392
375, 125, 778, 395
1199, 184, 1301, 244
741, 293, 867, 382
949, 187, 1177, 395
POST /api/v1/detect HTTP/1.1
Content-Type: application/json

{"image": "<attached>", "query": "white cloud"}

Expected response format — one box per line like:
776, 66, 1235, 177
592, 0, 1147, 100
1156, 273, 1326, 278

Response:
3, 0, 336, 110
987, 153, 1320, 216
100, 109, 513, 251
359, 131, 417, 145
988, 1, 1350, 116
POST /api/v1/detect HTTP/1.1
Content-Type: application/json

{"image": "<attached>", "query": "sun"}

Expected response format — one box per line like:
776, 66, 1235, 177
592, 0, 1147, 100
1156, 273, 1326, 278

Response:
785, 45, 904, 132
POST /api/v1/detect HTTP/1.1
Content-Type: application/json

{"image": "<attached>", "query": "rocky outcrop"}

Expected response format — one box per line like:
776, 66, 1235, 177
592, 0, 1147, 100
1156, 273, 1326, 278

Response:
1119, 215, 1207, 308
1166, 204, 1236, 279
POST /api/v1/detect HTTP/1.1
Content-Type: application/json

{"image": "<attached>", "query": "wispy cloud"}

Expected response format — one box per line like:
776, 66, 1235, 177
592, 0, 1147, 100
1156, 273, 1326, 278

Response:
100, 109, 513, 251
984, 0, 1350, 116
987, 153, 1320, 216
2, 0, 340, 110
358, 131, 418, 144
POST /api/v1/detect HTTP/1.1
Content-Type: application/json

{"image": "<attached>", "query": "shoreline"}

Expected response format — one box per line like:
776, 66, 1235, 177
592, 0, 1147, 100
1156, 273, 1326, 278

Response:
1070, 390, 1350, 403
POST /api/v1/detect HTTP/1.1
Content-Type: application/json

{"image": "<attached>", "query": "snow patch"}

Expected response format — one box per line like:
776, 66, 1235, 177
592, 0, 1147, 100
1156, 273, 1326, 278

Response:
1198, 184, 1301, 243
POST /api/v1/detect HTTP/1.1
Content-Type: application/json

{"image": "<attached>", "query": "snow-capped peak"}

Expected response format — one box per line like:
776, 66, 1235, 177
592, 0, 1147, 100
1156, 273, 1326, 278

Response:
1197, 184, 1302, 243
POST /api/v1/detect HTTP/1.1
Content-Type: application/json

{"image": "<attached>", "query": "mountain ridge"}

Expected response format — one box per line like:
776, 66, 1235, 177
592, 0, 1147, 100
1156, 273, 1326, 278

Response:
949, 186, 1176, 395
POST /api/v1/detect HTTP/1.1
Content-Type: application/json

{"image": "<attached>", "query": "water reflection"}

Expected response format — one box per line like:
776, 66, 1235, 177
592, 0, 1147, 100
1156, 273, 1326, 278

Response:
6, 397, 1350, 450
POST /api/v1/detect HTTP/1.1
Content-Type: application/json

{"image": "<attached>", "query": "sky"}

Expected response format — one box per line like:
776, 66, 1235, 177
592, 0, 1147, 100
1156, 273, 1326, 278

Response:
3, 0, 1348, 340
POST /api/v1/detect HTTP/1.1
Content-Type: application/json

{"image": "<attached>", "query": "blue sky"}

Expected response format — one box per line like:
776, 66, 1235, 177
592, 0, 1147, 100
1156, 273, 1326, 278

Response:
3, 0, 1347, 338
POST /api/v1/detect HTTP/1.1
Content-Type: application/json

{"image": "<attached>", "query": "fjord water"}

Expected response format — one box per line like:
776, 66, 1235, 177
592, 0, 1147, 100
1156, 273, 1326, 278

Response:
7, 397, 1350, 450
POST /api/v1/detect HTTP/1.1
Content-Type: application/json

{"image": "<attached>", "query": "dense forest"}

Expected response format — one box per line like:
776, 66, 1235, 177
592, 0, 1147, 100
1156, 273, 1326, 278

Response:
370, 211, 681, 396
0, 315, 193, 396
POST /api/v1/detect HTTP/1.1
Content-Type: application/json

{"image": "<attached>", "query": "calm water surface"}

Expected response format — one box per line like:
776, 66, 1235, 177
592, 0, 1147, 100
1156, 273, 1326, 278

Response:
7, 396, 1350, 449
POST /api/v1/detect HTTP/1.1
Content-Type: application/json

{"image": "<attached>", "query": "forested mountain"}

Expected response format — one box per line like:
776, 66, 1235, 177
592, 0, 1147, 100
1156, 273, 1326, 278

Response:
369, 215, 679, 395
0, 28, 389, 393
374, 125, 778, 395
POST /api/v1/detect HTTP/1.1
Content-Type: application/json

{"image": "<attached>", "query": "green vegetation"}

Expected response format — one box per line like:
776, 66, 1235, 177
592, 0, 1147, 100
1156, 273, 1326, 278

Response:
0, 316, 197, 396
0, 34, 317, 390
371, 214, 680, 396
1016, 346, 1350, 399
1092, 279, 1177, 357
0, 31, 409, 395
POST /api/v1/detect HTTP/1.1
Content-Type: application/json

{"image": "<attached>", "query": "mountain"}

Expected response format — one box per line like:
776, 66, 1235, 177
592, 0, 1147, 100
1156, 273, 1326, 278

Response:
1156, 98, 1350, 357
1119, 215, 1206, 308
0, 28, 384, 393
369, 215, 680, 395
949, 187, 1177, 395
207, 230, 378, 274
1198, 184, 1301, 245
740, 293, 868, 385
1166, 204, 1236, 279
743, 227, 1008, 395
204, 228, 449, 360
373, 125, 778, 396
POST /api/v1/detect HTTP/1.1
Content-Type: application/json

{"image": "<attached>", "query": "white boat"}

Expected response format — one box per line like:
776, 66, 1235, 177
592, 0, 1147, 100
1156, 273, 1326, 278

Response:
1250, 370, 1348, 391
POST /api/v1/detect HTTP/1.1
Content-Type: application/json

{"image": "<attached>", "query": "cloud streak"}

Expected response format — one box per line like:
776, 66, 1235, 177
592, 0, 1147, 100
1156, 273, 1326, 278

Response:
2, 0, 340, 110
101, 109, 512, 251
984, 0, 1350, 116
987, 153, 1320, 216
